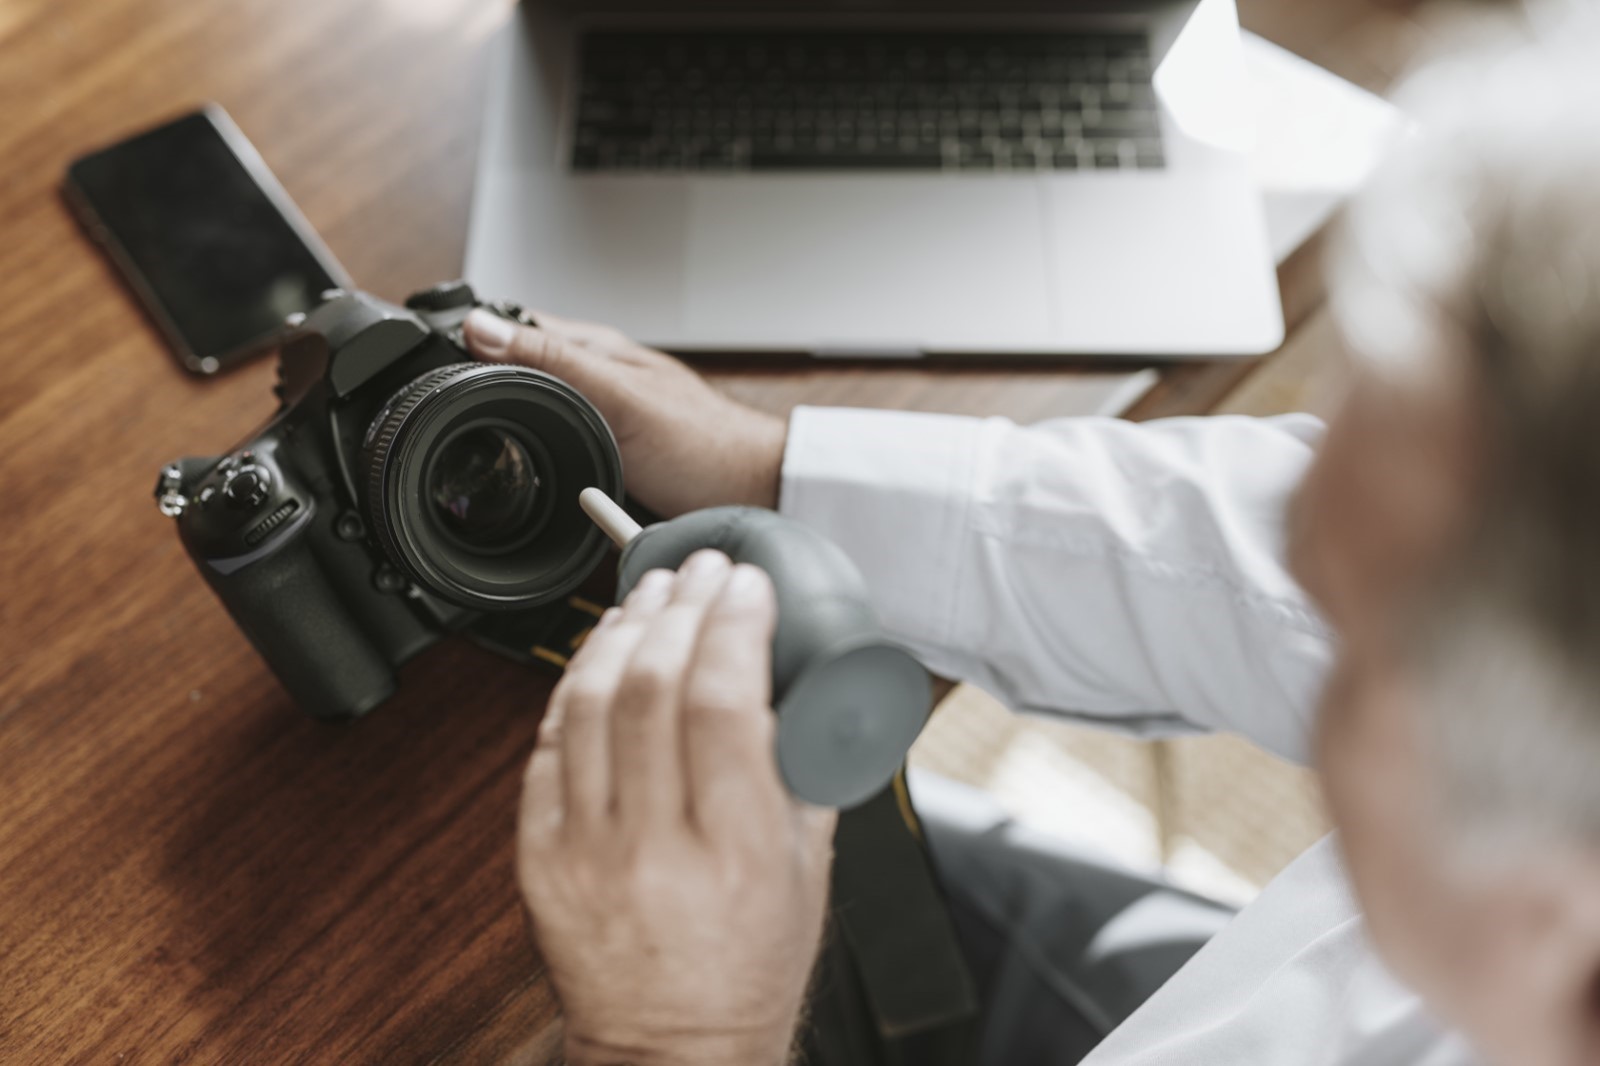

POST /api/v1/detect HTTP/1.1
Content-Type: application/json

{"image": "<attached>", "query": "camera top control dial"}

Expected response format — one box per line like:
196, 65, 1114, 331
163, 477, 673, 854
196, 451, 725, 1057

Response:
222, 464, 272, 510
404, 281, 476, 314
164, 443, 314, 569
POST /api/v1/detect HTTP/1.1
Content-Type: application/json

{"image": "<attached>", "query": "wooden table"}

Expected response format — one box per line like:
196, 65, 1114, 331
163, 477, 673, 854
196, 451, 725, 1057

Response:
0, 0, 1334, 1060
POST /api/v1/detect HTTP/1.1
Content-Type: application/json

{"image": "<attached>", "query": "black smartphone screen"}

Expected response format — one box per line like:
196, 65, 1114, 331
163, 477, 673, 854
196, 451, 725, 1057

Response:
66, 107, 348, 373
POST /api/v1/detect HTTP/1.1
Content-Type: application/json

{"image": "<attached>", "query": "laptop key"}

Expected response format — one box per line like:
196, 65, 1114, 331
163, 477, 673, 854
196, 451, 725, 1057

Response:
750, 149, 946, 170
574, 28, 1164, 173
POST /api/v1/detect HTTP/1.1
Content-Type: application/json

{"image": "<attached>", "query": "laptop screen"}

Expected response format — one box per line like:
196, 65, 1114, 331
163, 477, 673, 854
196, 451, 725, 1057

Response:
555, 1, 1128, 11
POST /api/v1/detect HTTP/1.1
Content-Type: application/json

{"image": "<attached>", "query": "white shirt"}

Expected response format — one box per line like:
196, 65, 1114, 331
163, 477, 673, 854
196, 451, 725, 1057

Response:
778, 406, 1479, 1066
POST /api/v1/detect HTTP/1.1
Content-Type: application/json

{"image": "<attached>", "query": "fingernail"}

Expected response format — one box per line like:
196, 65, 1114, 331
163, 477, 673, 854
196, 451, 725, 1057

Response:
594, 607, 621, 629
465, 308, 517, 356
723, 564, 770, 606
680, 549, 731, 581
627, 569, 674, 608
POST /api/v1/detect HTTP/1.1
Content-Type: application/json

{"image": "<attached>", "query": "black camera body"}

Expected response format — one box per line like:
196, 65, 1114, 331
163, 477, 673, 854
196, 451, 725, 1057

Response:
158, 283, 623, 719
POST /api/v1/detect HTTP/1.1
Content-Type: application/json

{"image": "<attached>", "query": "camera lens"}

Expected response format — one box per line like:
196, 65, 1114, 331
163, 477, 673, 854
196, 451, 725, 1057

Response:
428, 426, 542, 551
363, 363, 622, 610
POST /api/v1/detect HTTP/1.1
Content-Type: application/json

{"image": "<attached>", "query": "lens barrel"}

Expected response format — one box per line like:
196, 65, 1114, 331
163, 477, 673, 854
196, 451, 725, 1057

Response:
363, 362, 622, 610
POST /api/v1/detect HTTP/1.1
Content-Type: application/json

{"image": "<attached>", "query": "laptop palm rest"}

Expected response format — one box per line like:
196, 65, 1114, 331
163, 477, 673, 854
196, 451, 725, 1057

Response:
681, 177, 1053, 352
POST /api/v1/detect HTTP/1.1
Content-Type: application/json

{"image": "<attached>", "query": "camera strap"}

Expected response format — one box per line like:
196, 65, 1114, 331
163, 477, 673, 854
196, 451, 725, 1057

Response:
804, 770, 980, 1066
468, 592, 611, 671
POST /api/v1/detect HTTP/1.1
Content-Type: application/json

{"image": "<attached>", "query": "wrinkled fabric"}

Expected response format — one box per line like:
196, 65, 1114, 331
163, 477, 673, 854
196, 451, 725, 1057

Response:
780, 407, 1478, 1066
914, 770, 1235, 1066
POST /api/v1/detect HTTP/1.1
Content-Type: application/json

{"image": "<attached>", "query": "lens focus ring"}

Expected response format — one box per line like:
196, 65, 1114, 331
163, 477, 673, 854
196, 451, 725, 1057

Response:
361, 361, 623, 610
362, 363, 474, 544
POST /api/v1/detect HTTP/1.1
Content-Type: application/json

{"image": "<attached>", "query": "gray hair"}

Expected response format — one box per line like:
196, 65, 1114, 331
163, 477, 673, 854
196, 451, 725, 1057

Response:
1330, 2, 1600, 850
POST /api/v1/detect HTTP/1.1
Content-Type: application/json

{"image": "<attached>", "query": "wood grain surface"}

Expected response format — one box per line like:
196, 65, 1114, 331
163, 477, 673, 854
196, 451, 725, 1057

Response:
0, 0, 1356, 1060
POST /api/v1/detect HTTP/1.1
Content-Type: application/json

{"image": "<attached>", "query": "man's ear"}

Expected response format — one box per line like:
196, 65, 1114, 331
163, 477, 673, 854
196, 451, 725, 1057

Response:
1529, 846, 1600, 1066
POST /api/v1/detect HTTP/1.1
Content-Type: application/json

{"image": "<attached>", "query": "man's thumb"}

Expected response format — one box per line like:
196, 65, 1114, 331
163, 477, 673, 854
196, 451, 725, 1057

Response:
463, 309, 574, 379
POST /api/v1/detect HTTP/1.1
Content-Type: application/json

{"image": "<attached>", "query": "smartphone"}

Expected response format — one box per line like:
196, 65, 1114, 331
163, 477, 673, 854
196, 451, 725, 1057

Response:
63, 105, 352, 375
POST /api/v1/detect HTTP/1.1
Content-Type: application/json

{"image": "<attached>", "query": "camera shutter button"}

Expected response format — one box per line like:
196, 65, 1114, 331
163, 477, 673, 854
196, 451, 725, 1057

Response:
223, 466, 271, 510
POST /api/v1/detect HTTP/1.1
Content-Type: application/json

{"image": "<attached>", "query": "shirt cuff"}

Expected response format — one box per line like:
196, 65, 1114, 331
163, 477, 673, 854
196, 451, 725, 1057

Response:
779, 406, 990, 664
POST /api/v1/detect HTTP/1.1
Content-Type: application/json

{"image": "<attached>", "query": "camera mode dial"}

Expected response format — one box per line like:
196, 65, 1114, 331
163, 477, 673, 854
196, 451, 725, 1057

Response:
404, 281, 476, 314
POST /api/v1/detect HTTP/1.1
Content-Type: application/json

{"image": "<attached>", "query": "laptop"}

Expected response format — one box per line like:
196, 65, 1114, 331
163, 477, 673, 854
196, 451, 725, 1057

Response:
465, 0, 1283, 358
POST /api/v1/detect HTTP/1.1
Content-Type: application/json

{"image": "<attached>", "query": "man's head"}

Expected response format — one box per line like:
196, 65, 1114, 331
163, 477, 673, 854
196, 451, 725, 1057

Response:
1290, 9, 1600, 1065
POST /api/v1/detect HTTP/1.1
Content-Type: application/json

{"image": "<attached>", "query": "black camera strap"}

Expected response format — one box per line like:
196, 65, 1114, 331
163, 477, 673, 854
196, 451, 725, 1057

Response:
806, 771, 980, 1065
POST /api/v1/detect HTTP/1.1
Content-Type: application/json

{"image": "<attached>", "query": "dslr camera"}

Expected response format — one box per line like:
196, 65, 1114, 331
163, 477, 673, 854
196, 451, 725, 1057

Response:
156, 282, 623, 718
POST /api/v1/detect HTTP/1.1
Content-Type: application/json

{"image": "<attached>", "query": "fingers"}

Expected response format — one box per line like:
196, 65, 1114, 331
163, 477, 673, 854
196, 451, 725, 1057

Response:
525, 309, 632, 350
464, 309, 608, 392
682, 564, 788, 841
796, 803, 841, 868
529, 553, 790, 853
610, 550, 734, 827
521, 645, 582, 850
550, 570, 675, 830
518, 730, 565, 855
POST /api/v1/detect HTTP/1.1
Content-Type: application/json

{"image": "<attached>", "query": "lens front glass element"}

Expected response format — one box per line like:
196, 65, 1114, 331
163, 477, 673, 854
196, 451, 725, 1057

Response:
428, 426, 542, 551
364, 362, 622, 611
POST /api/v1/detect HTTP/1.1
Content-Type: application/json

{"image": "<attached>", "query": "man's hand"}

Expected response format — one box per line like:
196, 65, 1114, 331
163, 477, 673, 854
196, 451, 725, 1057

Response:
516, 550, 837, 1066
464, 310, 786, 518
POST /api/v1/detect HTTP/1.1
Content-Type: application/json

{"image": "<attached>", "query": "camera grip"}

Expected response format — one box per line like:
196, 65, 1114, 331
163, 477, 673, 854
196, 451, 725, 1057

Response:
199, 519, 398, 720
616, 506, 931, 809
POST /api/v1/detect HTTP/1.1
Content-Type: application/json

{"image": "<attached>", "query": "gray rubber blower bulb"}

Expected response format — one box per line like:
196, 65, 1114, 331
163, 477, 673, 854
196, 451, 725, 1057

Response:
615, 506, 931, 810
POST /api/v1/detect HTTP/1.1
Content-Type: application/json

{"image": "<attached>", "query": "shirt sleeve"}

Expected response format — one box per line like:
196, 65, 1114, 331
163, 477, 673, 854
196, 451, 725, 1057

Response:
778, 406, 1335, 765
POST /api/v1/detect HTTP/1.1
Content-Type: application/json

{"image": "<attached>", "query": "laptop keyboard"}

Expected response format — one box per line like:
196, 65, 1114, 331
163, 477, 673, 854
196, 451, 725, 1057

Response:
572, 30, 1164, 173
